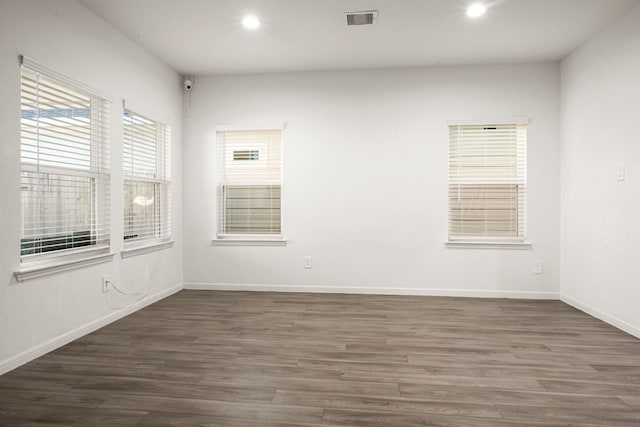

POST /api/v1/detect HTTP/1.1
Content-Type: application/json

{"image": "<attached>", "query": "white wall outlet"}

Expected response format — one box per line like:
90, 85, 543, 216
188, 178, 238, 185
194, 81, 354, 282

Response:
533, 262, 543, 275
101, 276, 111, 292
304, 256, 312, 269
616, 162, 625, 181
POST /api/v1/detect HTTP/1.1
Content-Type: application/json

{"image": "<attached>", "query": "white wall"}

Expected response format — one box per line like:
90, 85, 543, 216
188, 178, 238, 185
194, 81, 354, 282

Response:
184, 64, 560, 297
560, 4, 640, 337
0, 0, 183, 371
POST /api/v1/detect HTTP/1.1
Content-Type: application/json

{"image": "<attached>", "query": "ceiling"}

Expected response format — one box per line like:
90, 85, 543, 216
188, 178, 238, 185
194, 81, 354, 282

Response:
79, 0, 640, 76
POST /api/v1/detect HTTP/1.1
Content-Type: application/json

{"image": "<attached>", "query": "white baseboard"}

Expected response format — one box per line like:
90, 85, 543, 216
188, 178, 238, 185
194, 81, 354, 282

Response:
0, 282, 184, 376
183, 282, 559, 300
561, 294, 640, 339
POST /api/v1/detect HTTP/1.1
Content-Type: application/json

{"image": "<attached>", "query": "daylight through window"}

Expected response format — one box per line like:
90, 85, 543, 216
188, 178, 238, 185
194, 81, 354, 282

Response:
123, 109, 171, 244
20, 60, 110, 260
448, 123, 527, 242
217, 129, 282, 238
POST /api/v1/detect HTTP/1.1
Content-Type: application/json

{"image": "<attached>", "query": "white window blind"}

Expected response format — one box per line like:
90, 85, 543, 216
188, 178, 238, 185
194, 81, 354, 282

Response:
448, 123, 527, 242
123, 109, 171, 244
217, 129, 282, 238
20, 58, 110, 260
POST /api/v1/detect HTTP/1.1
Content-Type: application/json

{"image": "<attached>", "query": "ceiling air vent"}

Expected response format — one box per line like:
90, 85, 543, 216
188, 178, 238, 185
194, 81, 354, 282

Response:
345, 10, 378, 26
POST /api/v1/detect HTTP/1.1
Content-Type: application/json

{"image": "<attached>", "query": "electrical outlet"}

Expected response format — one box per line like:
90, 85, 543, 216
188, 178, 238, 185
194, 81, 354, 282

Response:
101, 276, 111, 292
533, 262, 543, 275
304, 256, 312, 269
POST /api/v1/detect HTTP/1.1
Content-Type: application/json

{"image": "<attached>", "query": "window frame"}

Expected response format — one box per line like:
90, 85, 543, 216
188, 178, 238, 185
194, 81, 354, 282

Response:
17, 56, 112, 273
446, 118, 530, 248
213, 124, 285, 245
122, 108, 171, 249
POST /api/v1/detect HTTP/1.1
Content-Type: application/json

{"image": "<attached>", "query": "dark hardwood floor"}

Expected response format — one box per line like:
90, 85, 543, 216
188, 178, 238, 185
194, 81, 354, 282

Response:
1, 290, 639, 426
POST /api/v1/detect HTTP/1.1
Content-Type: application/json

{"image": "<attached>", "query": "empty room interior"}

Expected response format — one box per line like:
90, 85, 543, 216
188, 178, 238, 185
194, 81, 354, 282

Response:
1, 0, 640, 425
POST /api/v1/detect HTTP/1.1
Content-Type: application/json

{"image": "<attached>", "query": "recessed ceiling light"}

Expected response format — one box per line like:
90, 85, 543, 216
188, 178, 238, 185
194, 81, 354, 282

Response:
466, 3, 487, 18
242, 15, 260, 30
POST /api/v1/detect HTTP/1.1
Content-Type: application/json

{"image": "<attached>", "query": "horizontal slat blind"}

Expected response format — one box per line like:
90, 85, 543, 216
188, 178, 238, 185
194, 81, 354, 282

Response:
20, 63, 110, 259
217, 129, 282, 237
448, 124, 526, 241
123, 109, 171, 243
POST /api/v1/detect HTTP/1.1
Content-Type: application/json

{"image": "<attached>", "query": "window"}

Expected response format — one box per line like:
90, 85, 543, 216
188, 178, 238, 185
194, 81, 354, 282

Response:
448, 123, 527, 242
123, 109, 171, 244
216, 128, 282, 238
233, 150, 260, 161
20, 59, 110, 261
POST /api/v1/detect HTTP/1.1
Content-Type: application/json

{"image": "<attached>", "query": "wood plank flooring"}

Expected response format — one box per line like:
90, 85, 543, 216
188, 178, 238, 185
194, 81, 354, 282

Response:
1, 290, 639, 426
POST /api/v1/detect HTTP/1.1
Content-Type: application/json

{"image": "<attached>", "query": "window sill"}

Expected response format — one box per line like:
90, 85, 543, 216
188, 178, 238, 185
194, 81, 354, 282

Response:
121, 240, 175, 258
445, 241, 532, 250
15, 251, 115, 282
211, 238, 287, 247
